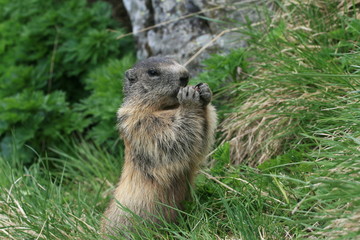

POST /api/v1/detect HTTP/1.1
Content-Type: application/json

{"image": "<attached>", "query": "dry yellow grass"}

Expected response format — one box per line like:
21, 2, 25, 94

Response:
221, 87, 316, 166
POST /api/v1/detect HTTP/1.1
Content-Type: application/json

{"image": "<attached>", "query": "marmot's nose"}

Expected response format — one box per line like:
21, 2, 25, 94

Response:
179, 73, 189, 87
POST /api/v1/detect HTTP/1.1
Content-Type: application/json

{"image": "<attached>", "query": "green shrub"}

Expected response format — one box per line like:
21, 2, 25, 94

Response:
76, 55, 135, 147
192, 49, 249, 90
0, 0, 133, 163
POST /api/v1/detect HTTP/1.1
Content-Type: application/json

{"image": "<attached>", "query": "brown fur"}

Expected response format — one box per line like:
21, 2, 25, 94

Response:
101, 57, 217, 236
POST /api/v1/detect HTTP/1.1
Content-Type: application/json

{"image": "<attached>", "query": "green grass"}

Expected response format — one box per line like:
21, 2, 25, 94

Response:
1, 1, 360, 239
0, 141, 122, 239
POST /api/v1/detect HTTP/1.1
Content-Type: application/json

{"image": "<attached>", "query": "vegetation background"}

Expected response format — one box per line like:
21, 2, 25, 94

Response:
0, 0, 359, 239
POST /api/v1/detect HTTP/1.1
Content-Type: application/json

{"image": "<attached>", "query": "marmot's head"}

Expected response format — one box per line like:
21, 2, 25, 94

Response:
123, 57, 189, 109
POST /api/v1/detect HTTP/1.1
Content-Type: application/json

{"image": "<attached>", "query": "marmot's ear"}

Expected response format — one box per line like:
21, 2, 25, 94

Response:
125, 69, 136, 82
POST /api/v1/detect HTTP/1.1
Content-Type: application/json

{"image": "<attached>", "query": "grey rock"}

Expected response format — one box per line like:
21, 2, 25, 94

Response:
122, 0, 270, 74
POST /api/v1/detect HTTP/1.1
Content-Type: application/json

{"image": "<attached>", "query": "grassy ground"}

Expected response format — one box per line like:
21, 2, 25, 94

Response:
1, 1, 359, 239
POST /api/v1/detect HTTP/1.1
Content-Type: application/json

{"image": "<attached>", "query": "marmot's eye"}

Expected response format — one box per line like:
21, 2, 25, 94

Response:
147, 69, 160, 77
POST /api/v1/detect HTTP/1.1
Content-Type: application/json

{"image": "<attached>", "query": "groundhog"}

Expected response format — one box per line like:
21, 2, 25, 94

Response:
101, 57, 217, 236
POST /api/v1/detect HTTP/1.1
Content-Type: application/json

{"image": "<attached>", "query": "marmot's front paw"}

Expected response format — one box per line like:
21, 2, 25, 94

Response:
177, 86, 201, 106
195, 83, 212, 106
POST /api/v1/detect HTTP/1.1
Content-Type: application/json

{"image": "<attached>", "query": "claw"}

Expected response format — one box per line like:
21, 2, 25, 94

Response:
194, 83, 204, 92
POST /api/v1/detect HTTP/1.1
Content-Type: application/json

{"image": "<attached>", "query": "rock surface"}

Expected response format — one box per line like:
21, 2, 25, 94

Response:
122, 0, 268, 74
